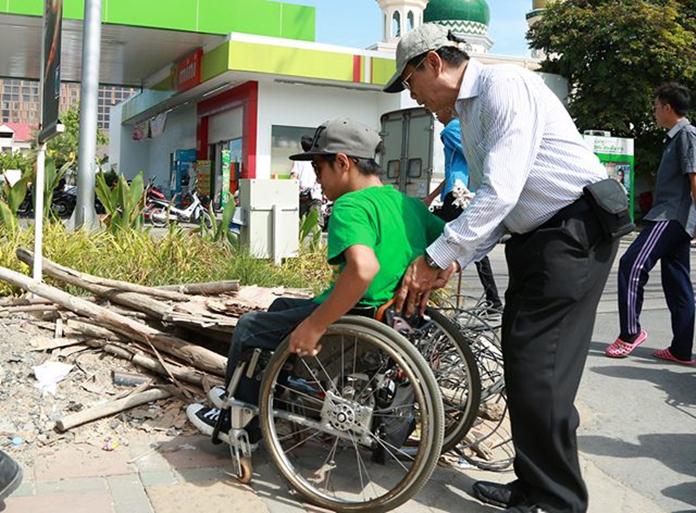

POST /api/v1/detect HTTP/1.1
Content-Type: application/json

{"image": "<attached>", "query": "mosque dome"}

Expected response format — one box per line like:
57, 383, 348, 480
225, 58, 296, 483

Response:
423, 0, 491, 28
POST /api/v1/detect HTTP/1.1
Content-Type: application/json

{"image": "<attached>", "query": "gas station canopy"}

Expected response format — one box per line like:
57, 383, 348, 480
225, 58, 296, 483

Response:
0, 0, 315, 86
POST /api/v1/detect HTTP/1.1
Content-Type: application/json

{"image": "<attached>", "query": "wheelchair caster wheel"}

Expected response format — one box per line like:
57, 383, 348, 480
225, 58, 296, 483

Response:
237, 456, 253, 484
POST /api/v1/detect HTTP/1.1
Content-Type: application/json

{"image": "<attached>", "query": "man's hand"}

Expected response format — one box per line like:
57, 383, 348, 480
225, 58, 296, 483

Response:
288, 318, 327, 358
395, 256, 441, 316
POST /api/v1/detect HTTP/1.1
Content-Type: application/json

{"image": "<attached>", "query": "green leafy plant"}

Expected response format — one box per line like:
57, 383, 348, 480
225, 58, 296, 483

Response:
0, 170, 32, 231
45, 106, 108, 171
37, 157, 71, 220
196, 199, 238, 246
95, 171, 146, 233
299, 209, 322, 250
0, 223, 331, 297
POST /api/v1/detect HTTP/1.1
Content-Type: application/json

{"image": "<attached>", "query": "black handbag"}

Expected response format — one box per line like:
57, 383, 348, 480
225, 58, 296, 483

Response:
583, 179, 635, 240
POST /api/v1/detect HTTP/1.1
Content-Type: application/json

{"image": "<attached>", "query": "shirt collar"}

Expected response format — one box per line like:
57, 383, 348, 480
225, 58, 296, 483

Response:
667, 117, 690, 139
456, 58, 483, 101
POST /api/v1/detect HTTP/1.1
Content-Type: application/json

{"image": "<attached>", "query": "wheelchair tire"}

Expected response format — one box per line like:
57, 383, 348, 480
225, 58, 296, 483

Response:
422, 308, 482, 453
258, 317, 444, 513
342, 311, 482, 454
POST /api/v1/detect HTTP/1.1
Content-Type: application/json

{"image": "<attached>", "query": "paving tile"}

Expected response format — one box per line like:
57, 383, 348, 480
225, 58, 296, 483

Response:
138, 469, 178, 487
34, 446, 134, 480
174, 466, 235, 483
146, 480, 269, 513
10, 479, 35, 497
35, 476, 108, 495
107, 474, 153, 513
3, 490, 113, 513
154, 436, 231, 470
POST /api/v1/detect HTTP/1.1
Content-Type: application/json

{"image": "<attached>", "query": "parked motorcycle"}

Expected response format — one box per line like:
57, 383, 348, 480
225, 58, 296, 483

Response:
148, 190, 212, 227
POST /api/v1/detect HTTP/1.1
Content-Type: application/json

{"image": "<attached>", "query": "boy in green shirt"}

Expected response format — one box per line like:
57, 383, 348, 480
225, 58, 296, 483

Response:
187, 117, 445, 443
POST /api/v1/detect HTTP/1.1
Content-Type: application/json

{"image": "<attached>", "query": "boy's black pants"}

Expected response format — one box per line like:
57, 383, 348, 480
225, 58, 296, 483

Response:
502, 197, 618, 512
224, 297, 319, 404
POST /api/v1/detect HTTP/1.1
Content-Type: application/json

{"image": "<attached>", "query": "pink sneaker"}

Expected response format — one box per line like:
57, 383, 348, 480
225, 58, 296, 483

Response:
652, 348, 696, 366
604, 330, 647, 358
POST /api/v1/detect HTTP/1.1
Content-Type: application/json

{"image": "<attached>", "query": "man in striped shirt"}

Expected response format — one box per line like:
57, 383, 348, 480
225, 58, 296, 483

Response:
385, 24, 619, 513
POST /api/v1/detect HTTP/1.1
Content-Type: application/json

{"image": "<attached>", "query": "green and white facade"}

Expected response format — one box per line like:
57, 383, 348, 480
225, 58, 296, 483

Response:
0, 0, 562, 202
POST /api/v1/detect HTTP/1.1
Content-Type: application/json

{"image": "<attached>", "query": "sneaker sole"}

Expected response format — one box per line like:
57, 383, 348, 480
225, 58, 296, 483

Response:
0, 465, 23, 502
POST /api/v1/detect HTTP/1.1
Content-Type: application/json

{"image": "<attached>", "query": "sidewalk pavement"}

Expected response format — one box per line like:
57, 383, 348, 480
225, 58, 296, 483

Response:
4, 428, 665, 513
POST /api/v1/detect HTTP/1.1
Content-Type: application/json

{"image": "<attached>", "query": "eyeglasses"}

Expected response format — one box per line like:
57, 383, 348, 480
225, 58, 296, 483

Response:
401, 55, 427, 91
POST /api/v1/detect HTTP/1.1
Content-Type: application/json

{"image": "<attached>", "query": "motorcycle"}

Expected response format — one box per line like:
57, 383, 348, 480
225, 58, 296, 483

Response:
148, 190, 212, 227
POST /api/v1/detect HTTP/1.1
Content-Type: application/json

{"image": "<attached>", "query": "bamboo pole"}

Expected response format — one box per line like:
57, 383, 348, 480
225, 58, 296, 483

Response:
0, 266, 227, 376
17, 248, 190, 301
55, 387, 173, 431
157, 280, 239, 295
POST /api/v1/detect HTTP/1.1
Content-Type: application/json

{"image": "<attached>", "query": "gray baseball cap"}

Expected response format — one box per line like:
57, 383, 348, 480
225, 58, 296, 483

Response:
383, 23, 458, 93
289, 117, 382, 161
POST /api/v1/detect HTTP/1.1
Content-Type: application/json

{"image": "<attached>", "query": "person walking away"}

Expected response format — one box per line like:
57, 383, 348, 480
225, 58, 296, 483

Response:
605, 83, 696, 366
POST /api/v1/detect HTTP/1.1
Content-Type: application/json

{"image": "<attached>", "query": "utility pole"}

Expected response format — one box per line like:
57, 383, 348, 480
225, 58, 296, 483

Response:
73, 0, 102, 229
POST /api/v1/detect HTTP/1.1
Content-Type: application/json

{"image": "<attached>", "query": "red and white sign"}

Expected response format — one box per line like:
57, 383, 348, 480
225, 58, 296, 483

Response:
173, 48, 202, 92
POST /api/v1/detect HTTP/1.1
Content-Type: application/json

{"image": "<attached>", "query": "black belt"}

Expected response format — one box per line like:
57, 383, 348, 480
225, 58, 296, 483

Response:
540, 194, 593, 229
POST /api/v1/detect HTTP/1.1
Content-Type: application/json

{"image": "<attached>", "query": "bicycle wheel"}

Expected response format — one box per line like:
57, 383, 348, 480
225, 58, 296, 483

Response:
259, 317, 444, 513
414, 308, 481, 453
452, 309, 504, 401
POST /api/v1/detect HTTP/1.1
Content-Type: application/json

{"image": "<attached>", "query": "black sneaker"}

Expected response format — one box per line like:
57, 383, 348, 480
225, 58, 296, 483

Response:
186, 404, 260, 450
186, 404, 230, 435
0, 450, 23, 505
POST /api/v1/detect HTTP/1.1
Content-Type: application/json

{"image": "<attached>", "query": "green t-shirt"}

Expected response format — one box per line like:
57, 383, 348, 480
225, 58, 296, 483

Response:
314, 185, 445, 307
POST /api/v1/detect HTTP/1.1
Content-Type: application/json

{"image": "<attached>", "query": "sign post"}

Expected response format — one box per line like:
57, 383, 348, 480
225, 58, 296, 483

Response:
583, 135, 636, 221
35, 0, 65, 283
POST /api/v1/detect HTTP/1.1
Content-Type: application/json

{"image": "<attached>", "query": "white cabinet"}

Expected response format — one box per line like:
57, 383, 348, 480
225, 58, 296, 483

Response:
239, 179, 299, 263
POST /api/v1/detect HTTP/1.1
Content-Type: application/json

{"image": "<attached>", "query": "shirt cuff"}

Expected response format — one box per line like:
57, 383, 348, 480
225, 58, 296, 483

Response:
426, 235, 466, 270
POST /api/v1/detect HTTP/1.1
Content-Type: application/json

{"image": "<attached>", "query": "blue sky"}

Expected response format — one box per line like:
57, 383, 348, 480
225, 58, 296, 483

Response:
283, 0, 532, 57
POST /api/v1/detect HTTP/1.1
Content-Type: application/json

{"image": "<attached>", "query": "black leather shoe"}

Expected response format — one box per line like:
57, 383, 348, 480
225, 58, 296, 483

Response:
472, 480, 513, 508
504, 506, 548, 513
0, 450, 22, 503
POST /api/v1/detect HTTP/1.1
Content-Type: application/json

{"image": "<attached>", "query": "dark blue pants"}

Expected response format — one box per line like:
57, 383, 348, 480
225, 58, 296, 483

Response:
618, 220, 694, 360
224, 297, 319, 404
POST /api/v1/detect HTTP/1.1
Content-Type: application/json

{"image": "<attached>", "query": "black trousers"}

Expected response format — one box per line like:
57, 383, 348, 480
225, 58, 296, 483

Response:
502, 197, 618, 512
434, 192, 502, 307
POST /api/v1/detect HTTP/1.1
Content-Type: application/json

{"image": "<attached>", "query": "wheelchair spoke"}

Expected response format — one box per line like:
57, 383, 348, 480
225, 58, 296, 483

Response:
299, 358, 334, 397
366, 431, 413, 470
284, 428, 324, 454
347, 430, 379, 501
276, 425, 316, 443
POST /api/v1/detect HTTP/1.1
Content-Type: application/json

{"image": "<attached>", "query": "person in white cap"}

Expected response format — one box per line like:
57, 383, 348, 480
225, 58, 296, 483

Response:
384, 22, 631, 513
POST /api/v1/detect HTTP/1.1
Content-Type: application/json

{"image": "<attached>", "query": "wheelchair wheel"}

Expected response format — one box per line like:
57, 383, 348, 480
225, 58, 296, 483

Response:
412, 308, 481, 453
258, 317, 444, 513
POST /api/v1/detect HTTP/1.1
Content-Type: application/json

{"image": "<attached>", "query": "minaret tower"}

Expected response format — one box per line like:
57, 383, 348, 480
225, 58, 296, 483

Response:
375, 0, 429, 45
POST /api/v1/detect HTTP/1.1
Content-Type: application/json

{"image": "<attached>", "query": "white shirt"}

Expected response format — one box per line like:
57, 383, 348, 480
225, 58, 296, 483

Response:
427, 59, 607, 269
291, 160, 323, 200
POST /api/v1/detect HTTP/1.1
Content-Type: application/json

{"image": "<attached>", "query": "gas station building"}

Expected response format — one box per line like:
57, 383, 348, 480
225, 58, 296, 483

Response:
0, 0, 560, 206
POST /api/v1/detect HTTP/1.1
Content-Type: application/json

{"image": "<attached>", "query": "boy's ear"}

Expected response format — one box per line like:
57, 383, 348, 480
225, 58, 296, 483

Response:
335, 153, 352, 171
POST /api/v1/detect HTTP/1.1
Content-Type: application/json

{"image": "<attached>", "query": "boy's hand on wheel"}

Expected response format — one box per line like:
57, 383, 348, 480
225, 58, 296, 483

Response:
289, 318, 326, 357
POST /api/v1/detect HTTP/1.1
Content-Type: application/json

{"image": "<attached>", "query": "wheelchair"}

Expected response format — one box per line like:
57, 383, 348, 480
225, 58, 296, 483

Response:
212, 308, 481, 513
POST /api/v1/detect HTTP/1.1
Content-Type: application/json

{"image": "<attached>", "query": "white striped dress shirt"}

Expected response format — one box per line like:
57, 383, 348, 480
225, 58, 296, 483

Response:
427, 58, 607, 270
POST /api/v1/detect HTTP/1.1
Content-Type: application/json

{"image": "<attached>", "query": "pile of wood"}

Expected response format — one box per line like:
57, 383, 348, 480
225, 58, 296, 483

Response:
0, 247, 310, 432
